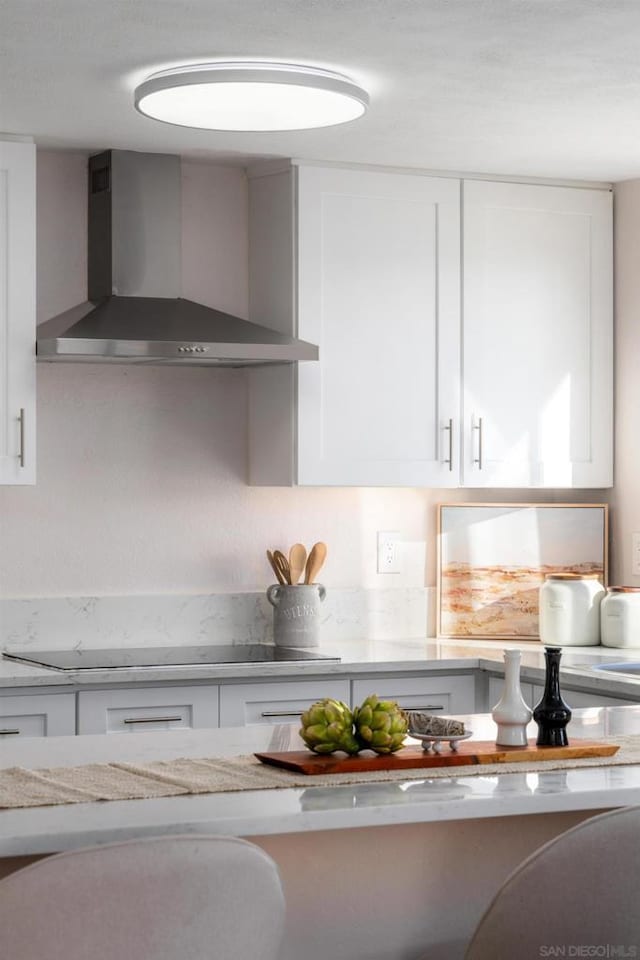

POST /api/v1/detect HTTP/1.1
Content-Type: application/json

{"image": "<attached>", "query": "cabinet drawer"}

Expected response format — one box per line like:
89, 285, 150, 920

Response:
351, 676, 475, 714
78, 685, 219, 734
219, 679, 350, 726
0, 692, 76, 737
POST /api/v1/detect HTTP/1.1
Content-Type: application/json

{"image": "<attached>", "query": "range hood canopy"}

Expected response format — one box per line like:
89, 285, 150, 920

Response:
36, 150, 318, 366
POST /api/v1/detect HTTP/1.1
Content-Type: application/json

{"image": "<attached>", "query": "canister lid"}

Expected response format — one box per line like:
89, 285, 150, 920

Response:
544, 572, 602, 580
606, 585, 640, 593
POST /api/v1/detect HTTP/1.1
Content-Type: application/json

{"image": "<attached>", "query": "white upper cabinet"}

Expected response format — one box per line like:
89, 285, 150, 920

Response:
462, 179, 613, 488
248, 163, 613, 489
249, 164, 461, 486
0, 140, 36, 485
297, 166, 461, 486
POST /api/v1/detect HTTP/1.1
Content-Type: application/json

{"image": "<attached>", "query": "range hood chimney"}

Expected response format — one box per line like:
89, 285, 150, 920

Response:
36, 150, 318, 366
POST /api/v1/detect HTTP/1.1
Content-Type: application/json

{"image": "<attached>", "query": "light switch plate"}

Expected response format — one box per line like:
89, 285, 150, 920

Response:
632, 533, 640, 576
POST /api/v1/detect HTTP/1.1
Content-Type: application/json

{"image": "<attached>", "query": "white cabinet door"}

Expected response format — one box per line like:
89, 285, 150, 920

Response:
78, 686, 219, 734
296, 166, 461, 486
0, 692, 76, 736
0, 140, 36, 484
248, 163, 461, 487
220, 679, 350, 726
351, 675, 475, 714
462, 179, 613, 488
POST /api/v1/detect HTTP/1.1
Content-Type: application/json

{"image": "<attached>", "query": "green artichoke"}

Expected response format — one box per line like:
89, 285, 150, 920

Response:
354, 695, 408, 754
300, 699, 361, 755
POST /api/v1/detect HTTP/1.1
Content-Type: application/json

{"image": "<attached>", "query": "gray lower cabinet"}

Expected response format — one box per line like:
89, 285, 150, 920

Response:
529, 683, 636, 709
0, 691, 76, 737
77, 685, 219, 734
9, 667, 631, 738
219, 679, 350, 726
351, 675, 475, 714
487, 676, 537, 710
488, 675, 634, 710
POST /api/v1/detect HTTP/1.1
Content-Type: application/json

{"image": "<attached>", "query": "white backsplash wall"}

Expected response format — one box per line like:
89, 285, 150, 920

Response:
0, 589, 431, 650
0, 150, 612, 623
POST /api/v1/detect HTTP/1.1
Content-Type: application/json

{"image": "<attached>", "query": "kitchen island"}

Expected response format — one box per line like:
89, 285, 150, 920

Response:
2, 707, 640, 960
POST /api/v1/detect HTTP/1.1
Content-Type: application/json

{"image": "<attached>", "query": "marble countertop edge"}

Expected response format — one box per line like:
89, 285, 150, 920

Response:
1, 639, 640, 697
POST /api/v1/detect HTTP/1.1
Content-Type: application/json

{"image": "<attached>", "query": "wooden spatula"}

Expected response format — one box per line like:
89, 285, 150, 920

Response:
273, 549, 292, 585
266, 550, 286, 585
304, 542, 327, 584
288, 543, 307, 585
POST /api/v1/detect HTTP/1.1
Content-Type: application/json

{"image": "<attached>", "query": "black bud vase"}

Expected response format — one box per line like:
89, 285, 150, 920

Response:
533, 647, 572, 747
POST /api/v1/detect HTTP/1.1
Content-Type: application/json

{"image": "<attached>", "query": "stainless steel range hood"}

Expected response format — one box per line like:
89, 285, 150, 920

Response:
36, 150, 318, 366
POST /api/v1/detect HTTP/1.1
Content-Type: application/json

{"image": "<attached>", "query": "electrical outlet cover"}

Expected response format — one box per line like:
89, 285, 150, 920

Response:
377, 530, 401, 574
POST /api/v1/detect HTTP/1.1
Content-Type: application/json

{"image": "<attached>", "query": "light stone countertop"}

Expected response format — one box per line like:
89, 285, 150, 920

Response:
1, 637, 640, 699
1, 706, 640, 858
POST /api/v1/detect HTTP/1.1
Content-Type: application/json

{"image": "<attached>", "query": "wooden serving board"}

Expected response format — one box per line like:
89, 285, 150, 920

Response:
254, 739, 619, 775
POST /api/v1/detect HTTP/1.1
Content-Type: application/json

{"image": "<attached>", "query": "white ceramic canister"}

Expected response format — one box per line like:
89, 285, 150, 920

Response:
601, 587, 640, 648
538, 573, 605, 646
266, 584, 327, 648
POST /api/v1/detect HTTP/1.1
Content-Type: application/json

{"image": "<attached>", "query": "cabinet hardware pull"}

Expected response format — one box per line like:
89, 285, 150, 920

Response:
444, 418, 453, 471
0, 729, 21, 735
260, 710, 304, 718
402, 705, 444, 712
122, 716, 183, 724
473, 416, 483, 470
18, 408, 25, 468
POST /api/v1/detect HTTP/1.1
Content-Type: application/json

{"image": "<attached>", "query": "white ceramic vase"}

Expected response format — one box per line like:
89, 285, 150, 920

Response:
491, 650, 533, 747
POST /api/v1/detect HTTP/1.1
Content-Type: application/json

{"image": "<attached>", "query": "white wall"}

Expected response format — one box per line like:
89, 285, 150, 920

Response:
611, 180, 640, 584
0, 151, 611, 599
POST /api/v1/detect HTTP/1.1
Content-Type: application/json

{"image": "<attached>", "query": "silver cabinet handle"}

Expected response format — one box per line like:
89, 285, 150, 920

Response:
0, 729, 21, 736
18, 408, 25, 469
402, 705, 444, 712
474, 416, 483, 470
443, 418, 453, 471
260, 710, 304, 718
123, 716, 183, 724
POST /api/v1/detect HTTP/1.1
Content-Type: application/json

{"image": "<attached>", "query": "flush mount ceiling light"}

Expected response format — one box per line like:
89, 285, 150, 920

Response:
134, 61, 369, 132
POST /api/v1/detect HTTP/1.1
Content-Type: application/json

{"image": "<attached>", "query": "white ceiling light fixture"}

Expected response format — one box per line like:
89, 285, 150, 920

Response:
134, 61, 369, 132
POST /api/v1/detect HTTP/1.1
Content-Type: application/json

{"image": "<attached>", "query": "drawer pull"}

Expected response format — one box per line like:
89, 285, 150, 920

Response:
260, 710, 304, 718
0, 729, 21, 736
402, 705, 444, 712
123, 716, 183, 725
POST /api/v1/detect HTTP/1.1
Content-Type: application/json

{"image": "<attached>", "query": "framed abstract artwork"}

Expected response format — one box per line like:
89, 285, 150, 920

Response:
437, 503, 608, 640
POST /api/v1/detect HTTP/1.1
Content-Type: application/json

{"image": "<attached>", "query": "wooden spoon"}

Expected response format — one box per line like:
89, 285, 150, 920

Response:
288, 543, 307, 585
273, 549, 292, 585
304, 541, 327, 584
266, 550, 286, 585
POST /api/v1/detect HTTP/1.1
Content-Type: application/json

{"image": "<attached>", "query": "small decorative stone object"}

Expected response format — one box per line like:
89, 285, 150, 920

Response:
533, 646, 572, 747
406, 713, 465, 737
491, 649, 533, 747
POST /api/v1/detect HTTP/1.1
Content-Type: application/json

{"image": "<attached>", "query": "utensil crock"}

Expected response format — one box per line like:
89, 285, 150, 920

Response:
267, 583, 327, 648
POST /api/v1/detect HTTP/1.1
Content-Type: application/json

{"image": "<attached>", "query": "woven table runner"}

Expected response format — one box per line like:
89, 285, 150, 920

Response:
2, 735, 639, 810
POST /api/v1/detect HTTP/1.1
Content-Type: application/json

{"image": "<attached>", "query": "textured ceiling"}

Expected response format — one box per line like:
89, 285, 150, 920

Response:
2, 0, 640, 180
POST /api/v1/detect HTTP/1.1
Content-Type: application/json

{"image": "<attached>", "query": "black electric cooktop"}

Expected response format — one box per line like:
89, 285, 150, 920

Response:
3, 645, 341, 671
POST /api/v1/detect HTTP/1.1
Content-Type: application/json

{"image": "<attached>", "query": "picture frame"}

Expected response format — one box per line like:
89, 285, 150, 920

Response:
437, 502, 608, 640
